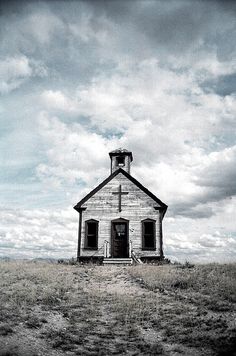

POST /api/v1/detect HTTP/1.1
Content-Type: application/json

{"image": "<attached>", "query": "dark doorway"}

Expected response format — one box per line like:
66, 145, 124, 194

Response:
111, 219, 129, 258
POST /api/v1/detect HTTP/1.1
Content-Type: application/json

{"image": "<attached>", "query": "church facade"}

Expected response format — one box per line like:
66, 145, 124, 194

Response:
74, 149, 167, 264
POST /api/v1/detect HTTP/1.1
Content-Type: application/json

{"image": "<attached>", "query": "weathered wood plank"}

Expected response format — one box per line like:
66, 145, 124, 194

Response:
80, 173, 163, 258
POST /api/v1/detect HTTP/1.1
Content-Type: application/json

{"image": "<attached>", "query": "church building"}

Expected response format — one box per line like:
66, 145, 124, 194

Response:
74, 149, 168, 264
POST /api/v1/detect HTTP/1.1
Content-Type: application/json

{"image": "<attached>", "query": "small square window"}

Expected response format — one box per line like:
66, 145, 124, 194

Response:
116, 156, 125, 166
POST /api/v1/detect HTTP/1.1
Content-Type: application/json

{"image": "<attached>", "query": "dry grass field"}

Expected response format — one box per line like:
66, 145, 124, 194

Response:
0, 261, 235, 356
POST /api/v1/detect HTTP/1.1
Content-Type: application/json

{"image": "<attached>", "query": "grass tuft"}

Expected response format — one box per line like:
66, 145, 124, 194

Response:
130, 263, 236, 304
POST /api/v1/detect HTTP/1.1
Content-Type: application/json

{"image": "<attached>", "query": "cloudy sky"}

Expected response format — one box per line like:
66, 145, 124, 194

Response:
0, 0, 235, 262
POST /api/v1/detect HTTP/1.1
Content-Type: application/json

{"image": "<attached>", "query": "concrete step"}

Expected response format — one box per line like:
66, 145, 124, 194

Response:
103, 258, 132, 265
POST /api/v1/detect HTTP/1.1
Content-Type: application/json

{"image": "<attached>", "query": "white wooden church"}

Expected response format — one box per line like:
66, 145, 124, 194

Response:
74, 149, 167, 264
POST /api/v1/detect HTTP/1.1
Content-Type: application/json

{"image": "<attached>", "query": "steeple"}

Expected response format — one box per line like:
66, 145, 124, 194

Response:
109, 148, 133, 174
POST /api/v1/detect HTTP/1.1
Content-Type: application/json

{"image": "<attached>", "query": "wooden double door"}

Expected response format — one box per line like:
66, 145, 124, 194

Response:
111, 219, 129, 258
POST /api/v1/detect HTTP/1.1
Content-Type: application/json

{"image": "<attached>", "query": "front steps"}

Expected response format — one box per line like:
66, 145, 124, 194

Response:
103, 257, 132, 265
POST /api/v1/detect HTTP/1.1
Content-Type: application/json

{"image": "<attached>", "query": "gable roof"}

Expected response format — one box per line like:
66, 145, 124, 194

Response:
74, 168, 168, 215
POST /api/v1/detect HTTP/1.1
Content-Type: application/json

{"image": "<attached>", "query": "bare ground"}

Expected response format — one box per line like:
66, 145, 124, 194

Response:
0, 262, 235, 356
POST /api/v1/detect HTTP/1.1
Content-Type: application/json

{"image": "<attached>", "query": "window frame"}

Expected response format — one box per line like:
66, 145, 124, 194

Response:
141, 219, 156, 250
84, 219, 99, 250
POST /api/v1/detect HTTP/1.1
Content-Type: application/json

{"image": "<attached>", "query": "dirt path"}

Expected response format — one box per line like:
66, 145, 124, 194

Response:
73, 266, 235, 356
72, 266, 207, 356
81, 265, 147, 295
1, 264, 235, 356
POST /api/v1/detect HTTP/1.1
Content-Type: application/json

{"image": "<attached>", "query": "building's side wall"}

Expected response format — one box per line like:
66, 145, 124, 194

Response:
80, 173, 163, 258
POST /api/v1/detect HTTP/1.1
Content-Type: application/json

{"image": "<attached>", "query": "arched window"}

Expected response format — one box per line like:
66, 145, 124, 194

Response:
142, 219, 156, 250
85, 219, 98, 249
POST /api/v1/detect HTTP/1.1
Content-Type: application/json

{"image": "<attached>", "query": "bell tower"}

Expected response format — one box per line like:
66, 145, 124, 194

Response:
109, 148, 133, 174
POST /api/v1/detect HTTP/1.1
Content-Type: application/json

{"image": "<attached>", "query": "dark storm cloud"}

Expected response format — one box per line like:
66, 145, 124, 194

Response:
1, 0, 235, 80
0, 0, 100, 87
170, 146, 236, 219
84, 0, 236, 58
172, 204, 214, 219
84, 0, 136, 18
195, 160, 236, 202
203, 73, 236, 96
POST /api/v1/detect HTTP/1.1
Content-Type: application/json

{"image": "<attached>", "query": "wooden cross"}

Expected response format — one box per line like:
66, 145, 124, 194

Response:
112, 185, 129, 212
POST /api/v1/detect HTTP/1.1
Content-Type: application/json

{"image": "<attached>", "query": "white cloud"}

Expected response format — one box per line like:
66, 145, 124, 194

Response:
0, 207, 77, 259
36, 111, 121, 190
39, 59, 236, 140
41, 90, 79, 113
132, 144, 236, 218
195, 55, 236, 77
0, 55, 48, 94
35, 109, 235, 234
30, 59, 48, 77
169, 50, 236, 81
0, 56, 32, 94
69, 13, 110, 44
164, 198, 236, 262
37, 58, 236, 219
25, 11, 64, 45
193, 145, 236, 202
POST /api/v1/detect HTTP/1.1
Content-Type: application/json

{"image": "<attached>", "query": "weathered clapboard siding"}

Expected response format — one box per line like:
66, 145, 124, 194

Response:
80, 173, 162, 258
74, 148, 167, 262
